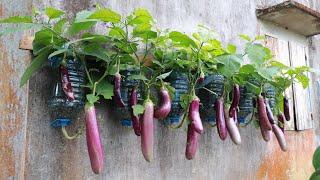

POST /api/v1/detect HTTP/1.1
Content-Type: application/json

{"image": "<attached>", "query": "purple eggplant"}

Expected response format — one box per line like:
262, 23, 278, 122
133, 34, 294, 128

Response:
185, 124, 199, 160
188, 96, 203, 134
154, 87, 171, 119
225, 107, 241, 145
113, 72, 125, 107
130, 87, 141, 136
272, 123, 287, 151
85, 104, 104, 174
257, 95, 272, 131
265, 98, 275, 124
215, 98, 228, 140
141, 99, 154, 162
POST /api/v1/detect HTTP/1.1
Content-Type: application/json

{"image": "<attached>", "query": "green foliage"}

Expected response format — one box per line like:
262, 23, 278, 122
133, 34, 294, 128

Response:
20, 48, 52, 87
89, 8, 121, 23
0, 16, 32, 23
45, 7, 64, 19
313, 147, 320, 170
133, 104, 145, 116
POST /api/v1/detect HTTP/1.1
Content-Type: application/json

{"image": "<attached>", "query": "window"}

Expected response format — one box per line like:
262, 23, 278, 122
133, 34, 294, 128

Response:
262, 22, 313, 130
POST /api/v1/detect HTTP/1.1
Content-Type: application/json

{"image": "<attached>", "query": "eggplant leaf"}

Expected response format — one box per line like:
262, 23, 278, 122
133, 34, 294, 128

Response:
20, 48, 52, 87
45, 7, 64, 19
96, 81, 114, 100
133, 104, 145, 116
0, 16, 32, 23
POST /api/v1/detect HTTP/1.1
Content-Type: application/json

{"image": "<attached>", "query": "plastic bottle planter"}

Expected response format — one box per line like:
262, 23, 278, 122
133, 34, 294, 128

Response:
237, 86, 254, 125
166, 72, 189, 126
114, 69, 142, 127
48, 57, 85, 109
198, 74, 224, 126
264, 85, 276, 109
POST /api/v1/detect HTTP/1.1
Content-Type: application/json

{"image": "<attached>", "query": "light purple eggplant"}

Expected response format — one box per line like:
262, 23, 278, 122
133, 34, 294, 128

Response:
154, 87, 171, 119
188, 96, 203, 134
141, 99, 154, 162
85, 104, 104, 174
272, 123, 287, 151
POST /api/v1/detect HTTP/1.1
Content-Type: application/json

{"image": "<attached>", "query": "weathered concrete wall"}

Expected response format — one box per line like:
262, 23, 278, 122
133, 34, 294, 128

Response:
1, 0, 320, 179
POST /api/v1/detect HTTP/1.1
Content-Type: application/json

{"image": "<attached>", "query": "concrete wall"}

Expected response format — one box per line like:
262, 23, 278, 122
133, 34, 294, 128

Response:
1, 0, 320, 179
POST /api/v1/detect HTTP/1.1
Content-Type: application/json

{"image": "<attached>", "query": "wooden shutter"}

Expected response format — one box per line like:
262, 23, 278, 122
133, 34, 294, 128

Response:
265, 35, 295, 130
289, 42, 313, 130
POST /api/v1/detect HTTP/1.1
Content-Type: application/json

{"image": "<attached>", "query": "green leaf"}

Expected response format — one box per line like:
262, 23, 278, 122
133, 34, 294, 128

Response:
68, 19, 97, 35
227, 44, 236, 54
109, 27, 126, 38
53, 18, 67, 33
239, 34, 251, 41
133, 104, 145, 116
81, 44, 110, 62
128, 8, 153, 25
32, 28, 65, 55
216, 54, 242, 78
86, 94, 99, 104
96, 81, 114, 99
180, 94, 191, 109
127, 74, 148, 81
45, 7, 64, 19
0, 23, 40, 37
20, 48, 51, 87
256, 66, 279, 81
246, 43, 272, 66
296, 74, 309, 89
313, 148, 320, 169
310, 170, 320, 180
239, 64, 255, 74
255, 35, 265, 41
270, 60, 288, 69
156, 71, 172, 80
169, 31, 196, 48
89, 8, 121, 23
0, 16, 32, 23
133, 30, 157, 41
48, 49, 68, 59
75, 10, 94, 21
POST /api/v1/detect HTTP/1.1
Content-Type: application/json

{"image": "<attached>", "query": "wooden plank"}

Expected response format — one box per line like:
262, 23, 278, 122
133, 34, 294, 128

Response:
0, 0, 32, 178
265, 35, 295, 130
257, 1, 320, 36
289, 41, 313, 130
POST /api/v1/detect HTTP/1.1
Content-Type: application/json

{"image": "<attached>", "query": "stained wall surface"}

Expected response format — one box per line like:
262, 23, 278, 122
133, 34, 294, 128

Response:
1, 0, 320, 179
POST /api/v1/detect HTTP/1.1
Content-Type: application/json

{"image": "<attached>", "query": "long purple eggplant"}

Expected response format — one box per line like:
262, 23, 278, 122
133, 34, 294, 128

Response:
283, 96, 290, 121
113, 72, 125, 107
225, 107, 241, 145
154, 87, 171, 119
257, 95, 272, 131
277, 112, 285, 133
60, 65, 75, 101
215, 98, 228, 140
141, 99, 154, 162
185, 124, 199, 160
230, 84, 240, 112
130, 87, 141, 136
188, 96, 203, 134
265, 98, 275, 124
85, 104, 104, 174
272, 123, 287, 151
